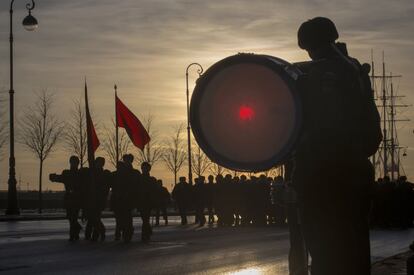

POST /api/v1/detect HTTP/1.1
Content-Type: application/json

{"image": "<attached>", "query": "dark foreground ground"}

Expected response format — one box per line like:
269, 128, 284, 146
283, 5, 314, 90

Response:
1, 217, 413, 274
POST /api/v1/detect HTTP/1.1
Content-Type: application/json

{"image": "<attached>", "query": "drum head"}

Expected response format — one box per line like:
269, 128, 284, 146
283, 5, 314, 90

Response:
190, 54, 302, 172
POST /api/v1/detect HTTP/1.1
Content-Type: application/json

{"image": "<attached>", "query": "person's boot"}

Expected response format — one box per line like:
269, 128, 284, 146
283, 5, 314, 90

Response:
141, 233, 150, 242
91, 229, 99, 242
141, 222, 152, 242
141, 229, 150, 243
69, 228, 75, 242
100, 227, 106, 241
123, 228, 132, 243
85, 223, 92, 240
200, 216, 206, 226
73, 223, 81, 241
115, 226, 121, 241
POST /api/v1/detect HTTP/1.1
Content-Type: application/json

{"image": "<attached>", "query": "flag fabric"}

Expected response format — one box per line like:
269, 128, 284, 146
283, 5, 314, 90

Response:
85, 81, 100, 166
116, 95, 150, 150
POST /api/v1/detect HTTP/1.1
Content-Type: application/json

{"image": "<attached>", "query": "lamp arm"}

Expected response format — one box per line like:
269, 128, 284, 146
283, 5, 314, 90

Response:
26, 0, 35, 12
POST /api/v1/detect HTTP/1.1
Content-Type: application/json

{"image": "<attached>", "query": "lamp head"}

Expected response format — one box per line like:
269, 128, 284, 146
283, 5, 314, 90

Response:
22, 13, 38, 31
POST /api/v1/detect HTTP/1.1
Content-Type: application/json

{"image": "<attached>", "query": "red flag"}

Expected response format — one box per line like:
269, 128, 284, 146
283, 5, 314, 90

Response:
85, 81, 100, 166
116, 96, 150, 150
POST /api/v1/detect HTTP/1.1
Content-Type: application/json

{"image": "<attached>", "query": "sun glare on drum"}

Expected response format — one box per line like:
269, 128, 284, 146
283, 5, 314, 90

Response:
239, 105, 254, 121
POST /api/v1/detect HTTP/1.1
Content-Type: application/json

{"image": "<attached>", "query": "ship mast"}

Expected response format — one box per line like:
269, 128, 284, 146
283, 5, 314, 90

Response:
381, 52, 387, 177
371, 51, 409, 180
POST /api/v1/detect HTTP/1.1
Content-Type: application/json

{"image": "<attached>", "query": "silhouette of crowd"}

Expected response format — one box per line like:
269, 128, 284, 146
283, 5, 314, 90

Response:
172, 174, 288, 227
50, 154, 414, 244
50, 154, 160, 242
50, 155, 292, 242
371, 176, 414, 229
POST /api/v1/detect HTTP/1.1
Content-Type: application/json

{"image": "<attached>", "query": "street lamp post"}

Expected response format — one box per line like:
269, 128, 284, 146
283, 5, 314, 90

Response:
6, 0, 38, 215
185, 63, 203, 185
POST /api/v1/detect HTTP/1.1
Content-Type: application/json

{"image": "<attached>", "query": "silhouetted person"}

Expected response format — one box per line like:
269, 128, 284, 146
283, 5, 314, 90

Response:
194, 177, 207, 226
251, 175, 268, 225
139, 161, 157, 242
382, 176, 396, 227
370, 178, 383, 227
292, 17, 382, 275
232, 176, 242, 226
243, 176, 256, 225
122, 154, 142, 194
219, 174, 234, 226
80, 166, 93, 240
172, 176, 191, 225
214, 175, 225, 226
84, 157, 111, 241
122, 154, 142, 238
238, 175, 249, 225
111, 161, 135, 242
394, 176, 414, 228
206, 175, 216, 224
49, 156, 82, 241
272, 176, 287, 225
154, 179, 170, 226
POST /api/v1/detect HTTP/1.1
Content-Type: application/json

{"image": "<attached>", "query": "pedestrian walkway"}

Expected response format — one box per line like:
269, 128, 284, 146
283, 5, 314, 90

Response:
372, 251, 411, 275
0, 209, 185, 222
0, 210, 67, 221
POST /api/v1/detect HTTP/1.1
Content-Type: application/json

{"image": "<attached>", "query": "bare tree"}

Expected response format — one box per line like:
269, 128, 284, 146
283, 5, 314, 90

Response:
162, 124, 186, 185
101, 120, 131, 168
262, 166, 281, 178
192, 145, 210, 178
231, 170, 240, 177
137, 113, 163, 166
19, 90, 63, 213
64, 99, 87, 167
208, 161, 227, 177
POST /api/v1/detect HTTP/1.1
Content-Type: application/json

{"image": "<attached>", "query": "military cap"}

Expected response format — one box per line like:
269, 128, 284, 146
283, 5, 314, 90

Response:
297, 17, 338, 50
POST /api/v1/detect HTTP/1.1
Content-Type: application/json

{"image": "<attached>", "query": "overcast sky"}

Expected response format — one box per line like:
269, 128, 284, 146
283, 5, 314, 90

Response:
0, 0, 413, 191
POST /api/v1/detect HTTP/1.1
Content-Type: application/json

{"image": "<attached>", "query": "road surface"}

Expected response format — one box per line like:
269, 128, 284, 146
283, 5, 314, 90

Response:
0, 217, 413, 274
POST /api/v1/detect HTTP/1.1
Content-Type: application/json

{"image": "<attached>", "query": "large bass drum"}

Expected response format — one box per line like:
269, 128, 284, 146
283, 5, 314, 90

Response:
190, 53, 303, 172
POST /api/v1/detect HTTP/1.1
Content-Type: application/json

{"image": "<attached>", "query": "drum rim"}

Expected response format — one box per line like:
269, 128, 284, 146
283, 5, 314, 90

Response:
190, 53, 302, 172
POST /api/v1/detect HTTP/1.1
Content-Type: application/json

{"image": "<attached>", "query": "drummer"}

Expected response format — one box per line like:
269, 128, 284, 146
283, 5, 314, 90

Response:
292, 17, 381, 275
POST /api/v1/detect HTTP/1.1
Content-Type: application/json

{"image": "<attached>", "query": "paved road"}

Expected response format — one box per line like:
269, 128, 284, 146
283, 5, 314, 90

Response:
0, 217, 413, 274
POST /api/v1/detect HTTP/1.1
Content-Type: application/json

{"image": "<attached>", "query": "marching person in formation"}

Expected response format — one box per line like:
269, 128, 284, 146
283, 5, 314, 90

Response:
83, 157, 111, 241
214, 174, 225, 226
205, 175, 216, 224
238, 175, 249, 225
292, 17, 382, 275
172, 176, 191, 225
272, 175, 287, 225
193, 177, 207, 226
230, 176, 242, 226
49, 156, 83, 241
139, 161, 157, 242
154, 179, 170, 226
122, 153, 142, 239
111, 161, 135, 242
394, 176, 414, 228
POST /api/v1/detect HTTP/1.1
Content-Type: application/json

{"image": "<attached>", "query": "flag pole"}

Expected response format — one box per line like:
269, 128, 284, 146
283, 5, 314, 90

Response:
85, 77, 93, 168
114, 84, 119, 165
